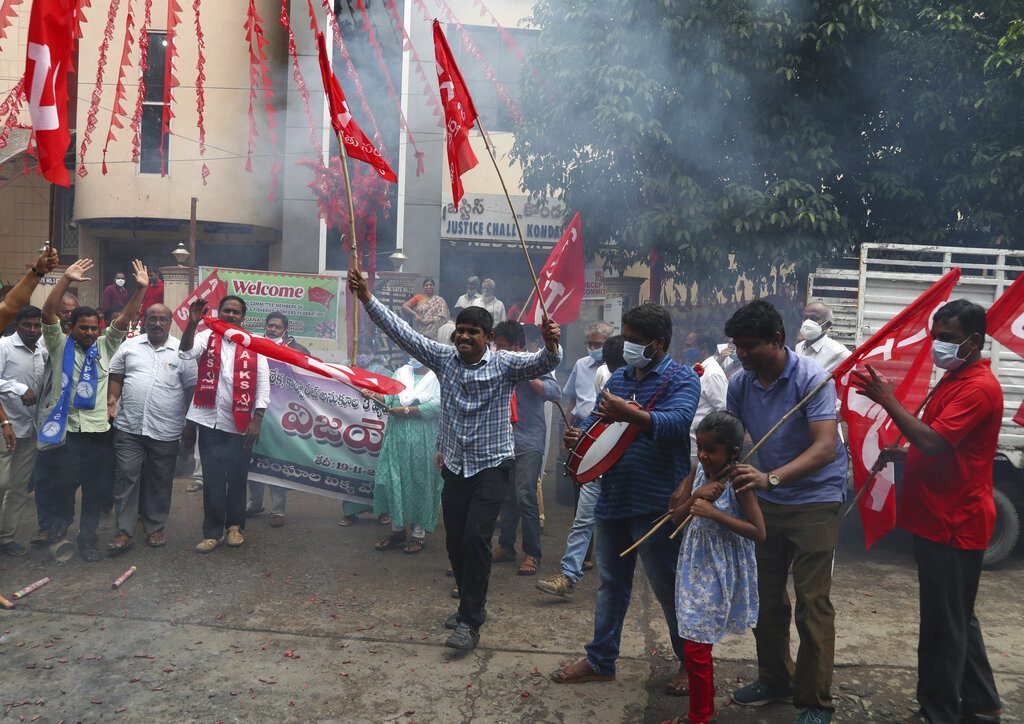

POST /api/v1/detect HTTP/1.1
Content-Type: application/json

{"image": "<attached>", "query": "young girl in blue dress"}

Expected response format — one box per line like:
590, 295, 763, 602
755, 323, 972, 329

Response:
669, 411, 766, 723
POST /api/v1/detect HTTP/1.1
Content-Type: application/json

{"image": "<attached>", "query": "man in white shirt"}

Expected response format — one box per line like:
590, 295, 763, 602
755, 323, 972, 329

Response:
179, 296, 270, 553
562, 322, 613, 426
795, 301, 851, 373
452, 276, 480, 315
469, 278, 506, 323
689, 331, 729, 463
0, 306, 47, 555
106, 304, 197, 552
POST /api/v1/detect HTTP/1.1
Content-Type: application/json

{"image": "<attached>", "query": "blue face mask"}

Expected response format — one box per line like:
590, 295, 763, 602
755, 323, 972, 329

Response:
622, 340, 654, 369
588, 347, 604, 363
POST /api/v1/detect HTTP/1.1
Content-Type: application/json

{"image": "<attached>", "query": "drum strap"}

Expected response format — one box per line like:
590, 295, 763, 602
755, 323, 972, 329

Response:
639, 362, 685, 412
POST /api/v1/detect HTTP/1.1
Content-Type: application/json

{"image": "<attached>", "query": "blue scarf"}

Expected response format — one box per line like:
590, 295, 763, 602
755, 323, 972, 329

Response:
38, 337, 99, 445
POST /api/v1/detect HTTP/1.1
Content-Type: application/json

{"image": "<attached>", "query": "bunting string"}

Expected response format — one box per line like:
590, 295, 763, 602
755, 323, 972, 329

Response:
78, 0, 120, 177
74, 0, 91, 40
129, 0, 153, 164
354, 0, 424, 176
194, 0, 209, 183
382, 0, 443, 155
244, 0, 279, 179
101, 0, 134, 174
0, 78, 25, 154
159, 0, 182, 176
469, 0, 524, 62
0, 0, 23, 51
279, 0, 323, 158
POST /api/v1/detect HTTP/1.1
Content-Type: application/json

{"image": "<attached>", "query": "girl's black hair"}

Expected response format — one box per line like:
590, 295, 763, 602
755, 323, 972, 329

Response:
695, 411, 745, 453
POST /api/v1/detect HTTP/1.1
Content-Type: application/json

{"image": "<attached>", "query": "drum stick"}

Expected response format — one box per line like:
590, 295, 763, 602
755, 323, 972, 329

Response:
618, 512, 673, 558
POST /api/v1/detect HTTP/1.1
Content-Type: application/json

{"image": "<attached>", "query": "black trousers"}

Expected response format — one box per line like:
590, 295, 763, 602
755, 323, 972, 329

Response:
441, 459, 514, 630
914, 535, 1001, 724
197, 425, 250, 540
49, 432, 111, 547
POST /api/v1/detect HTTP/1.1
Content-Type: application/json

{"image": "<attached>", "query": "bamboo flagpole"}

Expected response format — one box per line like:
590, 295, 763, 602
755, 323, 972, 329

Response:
476, 120, 549, 322
335, 129, 360, 364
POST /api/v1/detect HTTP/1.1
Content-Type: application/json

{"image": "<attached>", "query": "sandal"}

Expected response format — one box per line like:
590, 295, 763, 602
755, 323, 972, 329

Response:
373, 531, 407, 551
337, 515, 357, 527
664, 664, 690, 696
185, 482, 203, 493
107, 533, 133, 555
403, 538, 425, 554
147, 531, 166, 548
517, 554, 539, 576
378, 514, 391, 526
550, 659, 615, 684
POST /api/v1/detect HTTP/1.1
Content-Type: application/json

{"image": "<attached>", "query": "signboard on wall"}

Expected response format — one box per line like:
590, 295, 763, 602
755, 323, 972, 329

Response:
441, 194, 567, 247
584, 266, 606, 299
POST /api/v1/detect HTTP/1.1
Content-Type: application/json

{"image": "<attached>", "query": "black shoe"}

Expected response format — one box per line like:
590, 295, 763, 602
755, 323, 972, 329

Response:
444, 610, 486, 629
79, 546, 102, 563
245, 506, 265, 518
444, 623, 479, 651
1, 541, 27, 556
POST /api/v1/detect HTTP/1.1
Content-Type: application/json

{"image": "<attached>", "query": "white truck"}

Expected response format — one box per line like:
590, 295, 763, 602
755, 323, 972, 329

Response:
809, 242, 1024, 566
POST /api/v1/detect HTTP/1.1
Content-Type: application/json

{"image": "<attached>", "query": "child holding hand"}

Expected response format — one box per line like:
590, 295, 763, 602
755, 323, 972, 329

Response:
669, 411, 766, 723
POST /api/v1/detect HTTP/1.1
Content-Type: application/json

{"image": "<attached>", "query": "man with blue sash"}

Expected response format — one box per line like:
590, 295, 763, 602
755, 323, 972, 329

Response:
38, 258, 149, 562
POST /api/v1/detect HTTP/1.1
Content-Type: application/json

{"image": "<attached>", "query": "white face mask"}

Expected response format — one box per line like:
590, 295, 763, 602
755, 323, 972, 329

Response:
932, 338, 971, 371
482, 289, 494, 299
800, 318, 825, 343
114, 278, 125, 287
622, 340, 654, 369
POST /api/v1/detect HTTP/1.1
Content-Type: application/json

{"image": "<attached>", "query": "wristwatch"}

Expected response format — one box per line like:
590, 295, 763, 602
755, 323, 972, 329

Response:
767, 473, 781, 488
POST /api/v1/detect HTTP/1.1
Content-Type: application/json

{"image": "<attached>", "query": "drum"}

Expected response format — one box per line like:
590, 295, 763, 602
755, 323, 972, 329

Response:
566, 401, 642, 483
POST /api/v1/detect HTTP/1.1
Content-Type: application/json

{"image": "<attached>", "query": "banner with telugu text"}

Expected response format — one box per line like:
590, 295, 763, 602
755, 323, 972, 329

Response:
248, 361, 388, 503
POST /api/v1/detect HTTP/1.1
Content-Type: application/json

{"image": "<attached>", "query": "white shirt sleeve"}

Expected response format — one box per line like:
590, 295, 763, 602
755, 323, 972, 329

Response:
0, 343, 28, 396
178, 329, 211, 360
254, 352, 270, 410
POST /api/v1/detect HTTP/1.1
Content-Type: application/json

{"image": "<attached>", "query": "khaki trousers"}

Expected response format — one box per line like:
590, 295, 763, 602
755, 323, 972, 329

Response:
753, 500, 840, 711
0, 439, 38, 544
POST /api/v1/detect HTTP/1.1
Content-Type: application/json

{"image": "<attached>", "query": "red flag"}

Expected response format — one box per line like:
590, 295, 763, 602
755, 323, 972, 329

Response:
433, 19, 478, 205
833, 268, 961, 547
24, 0, 75, 186
203, 317, 405, 396
315, 31, 397, 183
986, 272, 1024, 426
525, 212, 585, 325
172, 271, 226, 333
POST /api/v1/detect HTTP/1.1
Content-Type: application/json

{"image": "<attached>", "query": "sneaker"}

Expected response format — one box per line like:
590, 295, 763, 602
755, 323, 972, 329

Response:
444, 622, 479, 651
444, 610, 486, 629
225, 526, 244, 547
536, 573, 576, 601
195, 537, 221, 554
0, 541, 27, 556
732, 680, 793, 707
794, 708, 832, 724
269, 514, 284, 528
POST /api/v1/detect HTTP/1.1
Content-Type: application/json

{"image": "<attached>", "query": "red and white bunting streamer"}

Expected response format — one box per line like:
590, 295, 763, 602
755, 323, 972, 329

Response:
78, 0, 121, 177
100, 0, 133, 174
469, 0, 523, 62
194, 0, 209, 183
0, 78, 25, 154
159, 0, 182, 176
424, 0, 522, 124
244, 0, 278, 175
383, 0, 444, 134
74, 0, 91, 40
279, 0, 323, 158
0, 0, 23, 50
354, 0, 424, 176
129, 0, 152, 164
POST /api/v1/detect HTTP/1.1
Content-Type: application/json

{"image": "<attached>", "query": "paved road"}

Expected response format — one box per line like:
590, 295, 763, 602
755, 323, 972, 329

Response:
1, 479, 1021, 722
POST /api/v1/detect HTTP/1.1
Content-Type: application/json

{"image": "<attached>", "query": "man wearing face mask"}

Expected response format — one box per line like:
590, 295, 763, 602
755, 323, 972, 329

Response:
101, 272, 129, 320
453, 276, 481, 316
851, 299, 1002, 724
469, 278, 506, 322
562, 322, 613, 427
552, 304, 700, 698
795, 302, 851, 373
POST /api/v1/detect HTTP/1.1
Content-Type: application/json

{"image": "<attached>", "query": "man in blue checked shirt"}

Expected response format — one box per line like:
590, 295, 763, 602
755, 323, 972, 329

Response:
348, 269, 562, 653
550, 303, 700, 698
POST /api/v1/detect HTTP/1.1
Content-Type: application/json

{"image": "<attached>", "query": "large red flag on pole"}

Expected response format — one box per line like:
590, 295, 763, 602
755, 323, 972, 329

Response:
24, 0, 76, 187
524, 212, 585, 325
433, 19, 478, 206
986, 272, 1024, 426
315, 31, 397, 183
832, 267, 962, 547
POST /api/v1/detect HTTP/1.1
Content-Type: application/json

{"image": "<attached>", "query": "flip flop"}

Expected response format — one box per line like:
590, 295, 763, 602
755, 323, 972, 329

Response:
403, 538, 425, 554
664, 665, 690, 696
107, 534, 133, 555
373, 532, 407, 551
147, 531, 166, 548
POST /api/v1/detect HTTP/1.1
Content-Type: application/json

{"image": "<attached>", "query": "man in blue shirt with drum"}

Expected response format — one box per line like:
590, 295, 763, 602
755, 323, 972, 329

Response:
551, 302, 700, 699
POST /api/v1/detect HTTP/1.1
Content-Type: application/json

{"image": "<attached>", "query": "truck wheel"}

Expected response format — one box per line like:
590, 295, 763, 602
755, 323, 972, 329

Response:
984, 487, 1019, 568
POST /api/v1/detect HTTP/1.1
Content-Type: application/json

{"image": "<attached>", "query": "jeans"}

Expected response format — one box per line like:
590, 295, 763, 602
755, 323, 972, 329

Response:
50, 432, 112, 547
441, 460, 513, 631
497, 450, 544, 559
914, 535, 1000, 724
560, 478, 602, 583
113, 430, 179, 536
0, 438, 37, 545
585, 514, 685, 676
247, 481, 287, 516
197, 425, 250, 540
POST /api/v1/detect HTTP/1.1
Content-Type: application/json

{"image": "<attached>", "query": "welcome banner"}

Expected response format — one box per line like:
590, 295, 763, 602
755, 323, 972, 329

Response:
248, 361, 388, 503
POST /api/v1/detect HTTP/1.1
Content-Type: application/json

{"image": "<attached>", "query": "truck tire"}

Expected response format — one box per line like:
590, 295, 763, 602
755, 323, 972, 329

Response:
984, 487, 1019, 568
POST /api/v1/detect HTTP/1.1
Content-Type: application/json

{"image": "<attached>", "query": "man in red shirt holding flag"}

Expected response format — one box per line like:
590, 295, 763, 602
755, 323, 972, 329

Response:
853, 299, 1003, 724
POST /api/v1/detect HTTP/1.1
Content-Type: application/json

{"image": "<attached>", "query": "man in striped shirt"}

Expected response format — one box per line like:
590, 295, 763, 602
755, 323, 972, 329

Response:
348, 270, 562, 652
551, 303, 700, 696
